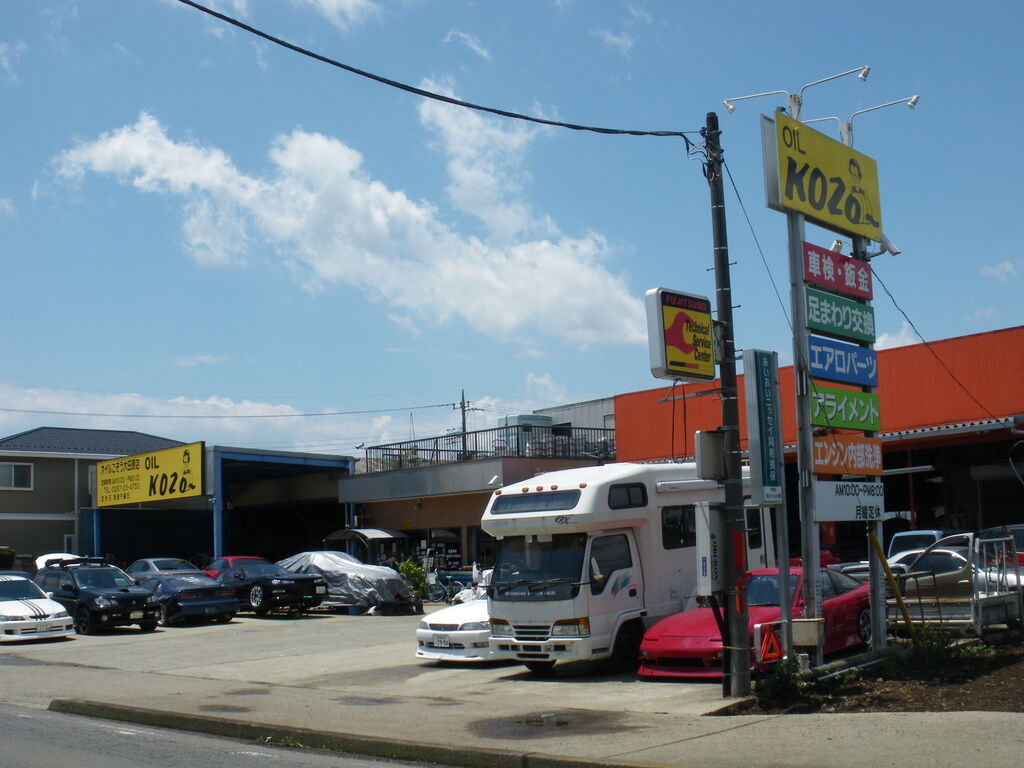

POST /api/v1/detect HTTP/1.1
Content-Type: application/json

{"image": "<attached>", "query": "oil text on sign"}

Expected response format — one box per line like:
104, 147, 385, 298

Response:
773, 112, 883, 241
803, 242, 872, 300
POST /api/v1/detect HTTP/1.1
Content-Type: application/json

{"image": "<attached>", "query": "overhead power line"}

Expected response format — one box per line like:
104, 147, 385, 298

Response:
0, 402, 455, 420
174, 0, 698, 145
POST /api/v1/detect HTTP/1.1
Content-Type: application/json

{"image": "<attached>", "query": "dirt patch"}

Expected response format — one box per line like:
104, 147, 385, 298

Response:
717, 642, 1024, 715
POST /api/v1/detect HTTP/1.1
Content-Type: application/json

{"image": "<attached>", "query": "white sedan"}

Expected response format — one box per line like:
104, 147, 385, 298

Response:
415, 598, 492, 662
0, 575, 75, 642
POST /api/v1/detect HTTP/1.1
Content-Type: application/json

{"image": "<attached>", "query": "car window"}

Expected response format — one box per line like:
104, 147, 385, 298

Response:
661, 505, 696, 550
58, 575, 73, 591
914, 552, 964, 574
209, 559, 226, 570
126, 562, 144, 573
816, 569, 837, 600
746, 573, 799, 606
589, 535, 632, 596
0, 579, 45, 600
828, 569, 861, 595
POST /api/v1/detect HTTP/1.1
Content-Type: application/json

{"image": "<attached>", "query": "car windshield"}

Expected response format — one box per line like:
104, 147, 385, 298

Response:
239, 563, 290, 577
164, 575, 218, 589
491, 533, 586, 601
75, 569, 134, 589
746, 573, 800, 606
0, 579, 46, 600
154, 559, 199, 571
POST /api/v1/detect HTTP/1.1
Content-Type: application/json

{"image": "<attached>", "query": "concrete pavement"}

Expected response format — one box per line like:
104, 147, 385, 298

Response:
2, 607, 1022, 768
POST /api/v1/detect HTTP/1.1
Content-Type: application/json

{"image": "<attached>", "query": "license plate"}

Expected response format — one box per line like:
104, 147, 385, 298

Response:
433, 634, 450, 648
130, 611, 143, 620
316, 586, 326, 594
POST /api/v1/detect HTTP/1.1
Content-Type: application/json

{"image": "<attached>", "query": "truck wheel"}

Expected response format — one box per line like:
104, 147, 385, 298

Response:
524, 660, 556, 675
611, 623, 642, 671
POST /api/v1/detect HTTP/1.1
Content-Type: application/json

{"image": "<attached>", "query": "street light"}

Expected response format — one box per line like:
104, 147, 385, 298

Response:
723, 66, 870, 120
805, 95, 919, 147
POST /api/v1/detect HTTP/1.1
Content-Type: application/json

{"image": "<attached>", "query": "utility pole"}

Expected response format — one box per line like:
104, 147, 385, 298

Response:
703, 112, 751, 697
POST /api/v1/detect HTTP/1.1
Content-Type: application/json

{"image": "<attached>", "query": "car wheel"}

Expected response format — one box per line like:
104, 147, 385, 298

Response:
74, 607, 95, 635
249, 584, 266, 612
610, 622, 643, 672
524, 660, 556, 675
857, 607, 872, 644
156, 605, 170, 627
139, 620, 158, 632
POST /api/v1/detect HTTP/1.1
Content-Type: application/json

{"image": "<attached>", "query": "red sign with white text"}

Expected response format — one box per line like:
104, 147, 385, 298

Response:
803, 242, 873, 300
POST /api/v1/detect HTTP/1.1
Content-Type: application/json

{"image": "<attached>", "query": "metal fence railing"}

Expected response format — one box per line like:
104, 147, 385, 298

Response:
362, 425, 615, 473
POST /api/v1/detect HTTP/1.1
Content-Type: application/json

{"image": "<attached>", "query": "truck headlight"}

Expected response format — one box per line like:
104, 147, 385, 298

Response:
551, 617, 590, 636
490, 618, 514, 636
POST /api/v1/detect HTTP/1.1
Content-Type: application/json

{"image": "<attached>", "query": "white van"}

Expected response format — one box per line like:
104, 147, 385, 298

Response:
480, 462, 775, 673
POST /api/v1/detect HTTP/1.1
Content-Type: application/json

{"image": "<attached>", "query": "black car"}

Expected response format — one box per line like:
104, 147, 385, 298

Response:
34, 558, 160, 635
215, 562, 327, 615
138, 574, 240, 626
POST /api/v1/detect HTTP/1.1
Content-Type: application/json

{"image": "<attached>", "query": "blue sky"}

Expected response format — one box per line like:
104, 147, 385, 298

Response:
2, 0, 1022, 454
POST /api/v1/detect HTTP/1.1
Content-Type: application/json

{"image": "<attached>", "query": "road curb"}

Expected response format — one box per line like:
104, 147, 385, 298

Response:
48, 699, 709, 768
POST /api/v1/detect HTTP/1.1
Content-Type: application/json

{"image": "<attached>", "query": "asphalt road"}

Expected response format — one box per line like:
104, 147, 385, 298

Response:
0, 702, 438, 768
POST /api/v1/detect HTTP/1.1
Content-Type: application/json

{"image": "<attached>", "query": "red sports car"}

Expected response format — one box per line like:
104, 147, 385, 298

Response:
204, 555, 271, 579
638, 567, 871, 679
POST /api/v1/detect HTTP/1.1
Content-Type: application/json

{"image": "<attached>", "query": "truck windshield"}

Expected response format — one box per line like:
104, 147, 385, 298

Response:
491, 533, 586, 601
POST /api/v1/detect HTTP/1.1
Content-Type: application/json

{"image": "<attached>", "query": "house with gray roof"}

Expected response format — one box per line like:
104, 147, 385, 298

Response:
0, 427, 182, 565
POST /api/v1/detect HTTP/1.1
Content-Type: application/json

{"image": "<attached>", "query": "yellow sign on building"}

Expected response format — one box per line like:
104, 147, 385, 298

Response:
765, 112, 883, 241
96, 442, 204, 507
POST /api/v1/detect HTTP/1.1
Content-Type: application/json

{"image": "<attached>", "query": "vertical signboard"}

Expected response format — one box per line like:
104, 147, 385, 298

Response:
645, 287, 716, 382
743, 349, 784, 505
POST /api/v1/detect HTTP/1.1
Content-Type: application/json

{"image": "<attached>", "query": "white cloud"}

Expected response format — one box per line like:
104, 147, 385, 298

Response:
54, 109, 645, 349
981, 260, 1020, 282
0, 41, 27, 84
591, 29, 634, 55
173, 354, 229, 368
526, 372, 568, 404
295, 0, 381, 31
0, 199, 14, 216
443, 29, 491, 61
875, 321, 917, 350
0, 381, 418, 453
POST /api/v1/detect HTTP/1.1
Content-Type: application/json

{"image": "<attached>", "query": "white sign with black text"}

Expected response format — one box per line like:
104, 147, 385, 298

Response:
813, 480, 885, 522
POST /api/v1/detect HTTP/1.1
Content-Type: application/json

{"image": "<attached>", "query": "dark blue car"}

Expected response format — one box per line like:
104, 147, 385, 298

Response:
139, 574, 239, 626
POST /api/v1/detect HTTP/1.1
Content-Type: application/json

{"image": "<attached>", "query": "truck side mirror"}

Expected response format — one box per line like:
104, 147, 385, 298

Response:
589, 556, 604, 582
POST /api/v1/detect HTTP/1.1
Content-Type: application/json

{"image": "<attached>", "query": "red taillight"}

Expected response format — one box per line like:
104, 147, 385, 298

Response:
218, 589, 234, 597
180, 592, 199, 600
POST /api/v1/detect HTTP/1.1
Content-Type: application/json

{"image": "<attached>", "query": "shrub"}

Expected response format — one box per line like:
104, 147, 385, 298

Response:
398, 557, 428, 597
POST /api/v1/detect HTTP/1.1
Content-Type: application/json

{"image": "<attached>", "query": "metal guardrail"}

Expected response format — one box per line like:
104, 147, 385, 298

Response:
363, 426, 615, 473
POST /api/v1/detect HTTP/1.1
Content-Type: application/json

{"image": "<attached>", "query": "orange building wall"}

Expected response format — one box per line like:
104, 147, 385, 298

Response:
615, 325, 1024, 463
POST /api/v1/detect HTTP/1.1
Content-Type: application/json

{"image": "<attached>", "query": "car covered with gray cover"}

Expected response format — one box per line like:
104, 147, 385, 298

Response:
276, 551, 420, 614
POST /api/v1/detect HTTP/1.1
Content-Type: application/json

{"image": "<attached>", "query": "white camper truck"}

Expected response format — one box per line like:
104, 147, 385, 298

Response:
481, 462, 775, 673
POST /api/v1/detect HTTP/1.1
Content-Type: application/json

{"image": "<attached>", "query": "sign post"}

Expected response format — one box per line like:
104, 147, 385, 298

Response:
96, 442, 205, 507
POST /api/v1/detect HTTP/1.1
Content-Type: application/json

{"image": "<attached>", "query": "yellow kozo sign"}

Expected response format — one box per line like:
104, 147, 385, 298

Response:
97, 442, 204, 507
763, 112, 883, 241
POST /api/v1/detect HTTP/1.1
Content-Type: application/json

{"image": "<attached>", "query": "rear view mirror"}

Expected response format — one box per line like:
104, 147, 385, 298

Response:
590, 556, 604, 582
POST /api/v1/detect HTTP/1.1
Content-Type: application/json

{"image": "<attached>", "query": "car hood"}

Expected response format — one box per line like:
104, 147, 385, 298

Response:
423, 598, 489, 625
644, 605, 785, 641
84, 586, 151, 598
0, 596, 66, 618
